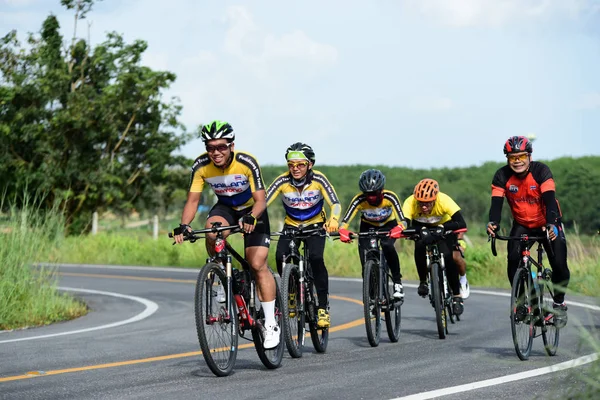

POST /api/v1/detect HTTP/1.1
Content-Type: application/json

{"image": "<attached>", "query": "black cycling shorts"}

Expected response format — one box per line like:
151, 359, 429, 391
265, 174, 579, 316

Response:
208, 203, 270, 248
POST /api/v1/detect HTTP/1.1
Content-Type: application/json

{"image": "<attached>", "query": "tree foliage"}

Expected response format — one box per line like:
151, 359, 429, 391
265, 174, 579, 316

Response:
0, 1, 189, 233
260, 156, 600, 234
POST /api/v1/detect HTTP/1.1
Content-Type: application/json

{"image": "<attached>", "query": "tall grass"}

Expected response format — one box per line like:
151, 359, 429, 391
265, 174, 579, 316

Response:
0, 197, 87, 330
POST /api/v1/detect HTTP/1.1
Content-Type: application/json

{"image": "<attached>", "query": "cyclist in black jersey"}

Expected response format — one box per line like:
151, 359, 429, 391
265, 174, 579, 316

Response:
173, 120, 279, 349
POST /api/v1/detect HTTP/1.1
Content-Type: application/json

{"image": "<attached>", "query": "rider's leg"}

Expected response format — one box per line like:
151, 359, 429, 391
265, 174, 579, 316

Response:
440, 239, 460, 296
414, 242, 429, 296
507, 222, 528, 285
275, 226, 294, 276
380, 236, 401, 283
306, 232, 328, 310
204, 204, 234, 256
543, 224, 570, 304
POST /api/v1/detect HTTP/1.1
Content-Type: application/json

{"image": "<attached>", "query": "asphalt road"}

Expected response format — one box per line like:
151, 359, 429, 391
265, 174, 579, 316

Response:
1, 264, 598, 400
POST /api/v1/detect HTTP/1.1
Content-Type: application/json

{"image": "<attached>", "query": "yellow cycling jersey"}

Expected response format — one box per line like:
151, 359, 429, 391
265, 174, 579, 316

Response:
189, 151, 265, 211
402, 192, 460, 226
340, 190, 406, 229
266, 170, 341, 227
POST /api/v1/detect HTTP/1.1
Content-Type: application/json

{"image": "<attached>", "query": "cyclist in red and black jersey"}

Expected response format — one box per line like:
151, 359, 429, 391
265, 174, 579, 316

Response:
486, 136, 570, 327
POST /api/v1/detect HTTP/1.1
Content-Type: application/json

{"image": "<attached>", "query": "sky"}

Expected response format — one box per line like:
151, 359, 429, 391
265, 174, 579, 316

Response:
1, 0, 600, 168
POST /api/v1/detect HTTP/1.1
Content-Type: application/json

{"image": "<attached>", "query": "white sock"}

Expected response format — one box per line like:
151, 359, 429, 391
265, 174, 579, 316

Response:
460, 274, 467, 285
262, 300, 276, 328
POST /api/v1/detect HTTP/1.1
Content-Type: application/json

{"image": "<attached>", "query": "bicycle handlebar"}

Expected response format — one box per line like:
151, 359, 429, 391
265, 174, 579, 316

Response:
271, 225, 327, 238
168, 224, 241, 242
399, 227, 467, 240
488, 233, 549, 257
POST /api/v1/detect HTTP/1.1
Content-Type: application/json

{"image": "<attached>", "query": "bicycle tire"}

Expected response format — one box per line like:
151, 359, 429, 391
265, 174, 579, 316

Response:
281, 263, 305, 358
252, 273, 285, 369
363, 260, 381, 347
308, 281, 329, 353
444, 272, 455, 326
430, 262, 446, 339
384, 270, 401, 342
511, 267, 534, 360
541, 282, 560, 356
195, 263, 238, 377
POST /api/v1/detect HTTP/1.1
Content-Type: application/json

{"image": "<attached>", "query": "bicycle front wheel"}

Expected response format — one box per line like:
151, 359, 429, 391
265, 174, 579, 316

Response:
195, 263, 238, 377
384, 271, 401, 342
541, 282, 560, 356
430, 262, 446, 339
281, 263, 305, 358
511, 266, 534, 360
252, 273, 285, 369
363, 260, 381, 347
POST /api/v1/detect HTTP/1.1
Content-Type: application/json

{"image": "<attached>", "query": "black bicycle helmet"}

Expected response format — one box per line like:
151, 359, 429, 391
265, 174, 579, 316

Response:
359, 169, 386, 192
285, 142, 316, 164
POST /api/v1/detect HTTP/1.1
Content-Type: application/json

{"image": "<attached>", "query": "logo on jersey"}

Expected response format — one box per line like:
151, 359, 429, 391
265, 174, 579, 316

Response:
509, 185, 519, 193
530, 185, 537, 190
362, 207, 392, 222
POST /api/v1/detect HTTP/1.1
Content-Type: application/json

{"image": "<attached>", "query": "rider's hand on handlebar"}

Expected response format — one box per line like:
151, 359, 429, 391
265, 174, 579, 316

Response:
339, 228, 353, 243
239, 213, 257, 234
325, 217, 339, 234
486, 222, 498, 237
388, 225, 404, 239
544, 223, 559, 241
173, 223, 191, 244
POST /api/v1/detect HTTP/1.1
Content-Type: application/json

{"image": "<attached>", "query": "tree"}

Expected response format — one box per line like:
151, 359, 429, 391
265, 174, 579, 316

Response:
0, 0, 190, 233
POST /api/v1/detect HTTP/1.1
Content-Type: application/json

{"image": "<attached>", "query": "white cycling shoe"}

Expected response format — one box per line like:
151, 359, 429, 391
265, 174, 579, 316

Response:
263, 324, 280, 349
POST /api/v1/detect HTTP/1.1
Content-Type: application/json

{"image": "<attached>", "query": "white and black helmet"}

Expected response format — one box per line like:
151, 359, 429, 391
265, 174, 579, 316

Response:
359, 169, 386, 192
200, 120, 235, 142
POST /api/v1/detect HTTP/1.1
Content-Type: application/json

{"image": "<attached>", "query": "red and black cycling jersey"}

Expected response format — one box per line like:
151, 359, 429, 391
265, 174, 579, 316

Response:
490, 161, 561, 228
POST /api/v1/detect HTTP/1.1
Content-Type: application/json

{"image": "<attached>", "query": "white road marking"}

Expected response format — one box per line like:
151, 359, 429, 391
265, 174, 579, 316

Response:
0, 287, 158, 344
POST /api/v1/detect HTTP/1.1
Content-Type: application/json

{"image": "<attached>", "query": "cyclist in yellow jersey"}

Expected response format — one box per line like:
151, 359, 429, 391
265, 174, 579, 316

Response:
338, 169, 407, 299
266, 142, 341, 328
172, 120, 279, 349
402, 178, 468, 315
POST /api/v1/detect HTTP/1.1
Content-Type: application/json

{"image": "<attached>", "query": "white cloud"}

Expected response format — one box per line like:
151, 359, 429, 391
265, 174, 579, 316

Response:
577, 92, 600, 109
405, 0, 598, 27
409, 95, 454, 112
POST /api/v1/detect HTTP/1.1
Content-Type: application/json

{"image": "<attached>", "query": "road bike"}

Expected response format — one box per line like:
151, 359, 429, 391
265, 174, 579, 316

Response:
170, 222, 284, 376
401, 227, 467, 339
272, 224, 329, 357
490, 233, 560, 360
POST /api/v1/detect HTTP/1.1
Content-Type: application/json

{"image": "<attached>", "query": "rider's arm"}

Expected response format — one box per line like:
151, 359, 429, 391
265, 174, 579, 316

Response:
250, 189, 267, 219
339, 193, 362, 230
442, 210, 466, 232
489, 168, 508, 225
265, 173, 287, 207
181, 191, 201, 225
533, 163, 560, 225
314, 172, 342, 221
542, 191, 560, 225
385, 191, 408, 228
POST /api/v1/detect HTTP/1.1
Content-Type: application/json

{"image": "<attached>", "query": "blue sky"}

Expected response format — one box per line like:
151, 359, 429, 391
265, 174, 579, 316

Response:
2, 0, 599, 168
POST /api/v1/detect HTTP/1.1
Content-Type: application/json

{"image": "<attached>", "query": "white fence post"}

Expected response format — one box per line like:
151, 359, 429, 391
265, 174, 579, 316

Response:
92, 211, 98, 235
153, 214, 159, 240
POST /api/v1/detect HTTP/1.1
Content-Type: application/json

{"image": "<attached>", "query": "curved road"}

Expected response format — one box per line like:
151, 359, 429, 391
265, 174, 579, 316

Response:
0, 264, 598, 400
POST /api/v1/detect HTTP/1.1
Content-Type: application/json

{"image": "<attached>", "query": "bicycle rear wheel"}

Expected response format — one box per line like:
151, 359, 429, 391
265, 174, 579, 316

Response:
252, 273, 285, 369
430, 262, 446, 339
384, 271, 401, 342
308, 281, 329, 353
363, 260, 381, 347
511, 267, 534, 360
195, 263, 238, 377
541, 282, 560, 356
281, 263, 305, 358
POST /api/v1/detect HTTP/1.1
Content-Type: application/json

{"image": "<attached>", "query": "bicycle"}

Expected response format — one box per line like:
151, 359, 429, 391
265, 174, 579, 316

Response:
271, 224, 329, 358
169, 222, 284, 376
334, 228, 402, 347
401, 227, 467, 340
490, 232, 560, 361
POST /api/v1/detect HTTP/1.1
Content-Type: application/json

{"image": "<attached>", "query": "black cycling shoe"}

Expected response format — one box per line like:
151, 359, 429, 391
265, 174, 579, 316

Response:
553, 302, 568, 328
417, 281, 429, 297
452, 296, 464, 316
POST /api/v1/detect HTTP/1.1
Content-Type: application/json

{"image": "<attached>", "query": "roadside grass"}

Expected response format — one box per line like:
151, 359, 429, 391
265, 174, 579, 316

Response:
0, 199, 88, 331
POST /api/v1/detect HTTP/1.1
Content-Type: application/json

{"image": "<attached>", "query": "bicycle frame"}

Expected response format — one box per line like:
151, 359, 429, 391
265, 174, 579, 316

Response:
360, 230, 394, 308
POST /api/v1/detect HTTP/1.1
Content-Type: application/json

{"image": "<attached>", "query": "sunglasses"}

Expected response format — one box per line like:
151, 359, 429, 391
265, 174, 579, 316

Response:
507, 153, 529, 162
206, 143, 232, 153
287, 161, 309, 169
417, 200, 435, 208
